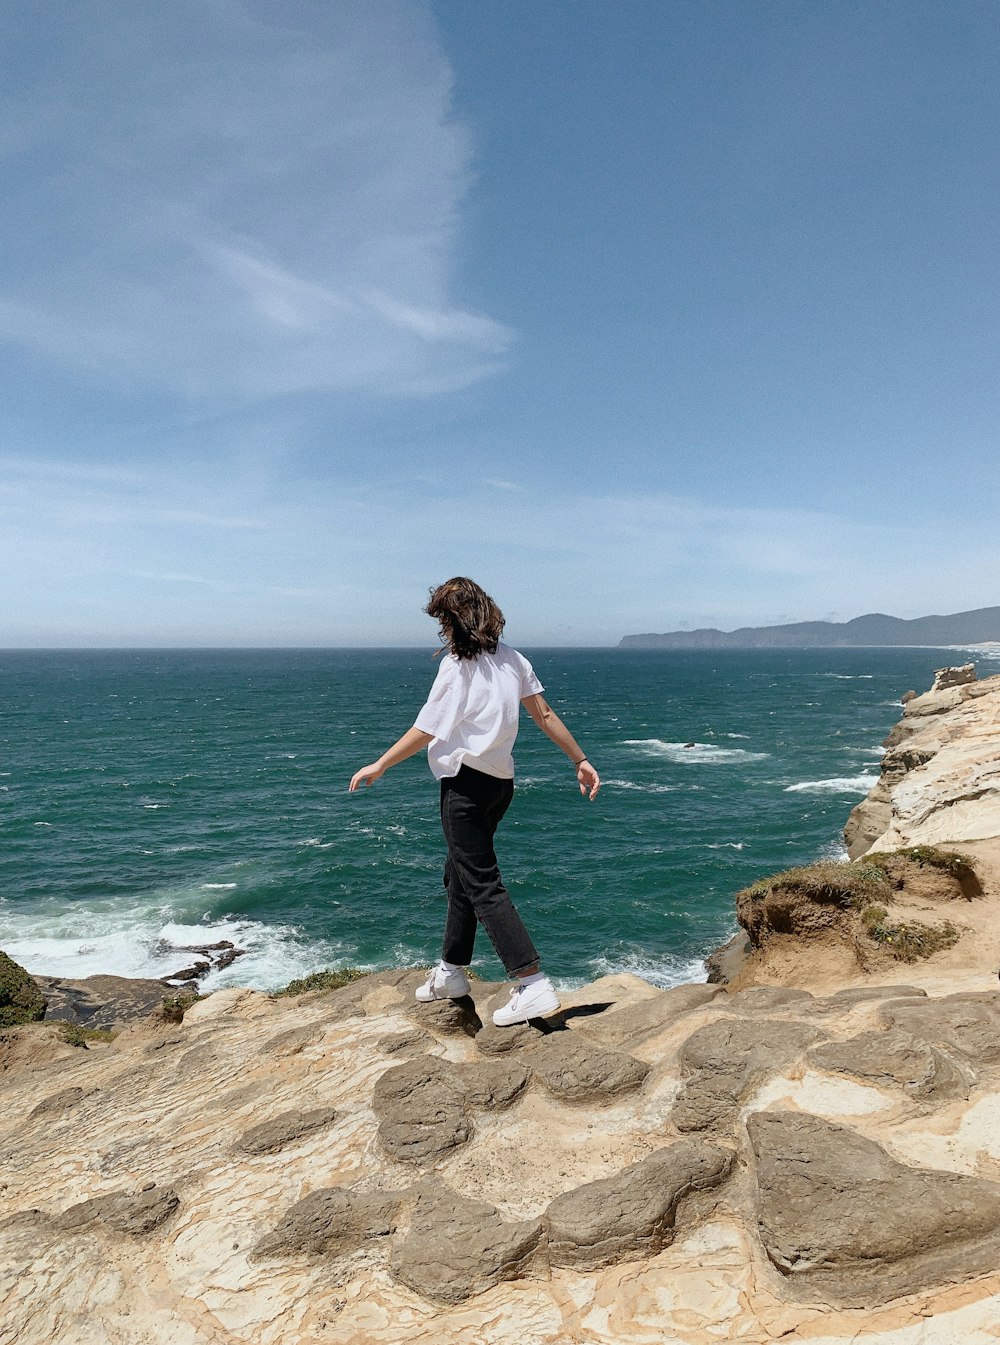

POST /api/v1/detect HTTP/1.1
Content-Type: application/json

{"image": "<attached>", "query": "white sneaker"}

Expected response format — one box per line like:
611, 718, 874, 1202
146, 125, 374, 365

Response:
492, 976, 560, 1026
414, 966, 471, 1002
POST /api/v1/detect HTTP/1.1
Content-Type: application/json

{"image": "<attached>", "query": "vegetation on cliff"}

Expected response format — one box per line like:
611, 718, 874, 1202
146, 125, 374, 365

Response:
0, 950, 46, 1028
736, 848, 976, 968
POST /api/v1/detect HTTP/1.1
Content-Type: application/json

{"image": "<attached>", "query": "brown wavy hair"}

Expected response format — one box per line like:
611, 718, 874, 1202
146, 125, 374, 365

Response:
425, 577, 505, 660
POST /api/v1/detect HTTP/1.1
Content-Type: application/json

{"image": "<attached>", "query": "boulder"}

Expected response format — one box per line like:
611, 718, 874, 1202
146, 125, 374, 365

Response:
526, 1033, 649, 1102
373, 1057, 472, 1165
573, 982, 721, 1048
253, 1185, 401, 1259
932, 663, 976, 691
877, 994, 1000, 1069
808, 1030, 974, 1100
56, 1185, 180, 1237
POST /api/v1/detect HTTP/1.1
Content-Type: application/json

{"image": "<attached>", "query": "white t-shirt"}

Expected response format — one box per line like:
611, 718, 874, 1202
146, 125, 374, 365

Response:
413, 642, 544, 780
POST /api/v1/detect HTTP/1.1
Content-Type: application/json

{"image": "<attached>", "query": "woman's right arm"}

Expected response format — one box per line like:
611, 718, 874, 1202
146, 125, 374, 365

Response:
349, 726, 433, 791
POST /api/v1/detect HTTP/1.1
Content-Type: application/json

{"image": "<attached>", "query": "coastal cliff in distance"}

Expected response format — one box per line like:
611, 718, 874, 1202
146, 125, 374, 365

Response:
619, 603, 1000, 648
4, 667, 1000, 1343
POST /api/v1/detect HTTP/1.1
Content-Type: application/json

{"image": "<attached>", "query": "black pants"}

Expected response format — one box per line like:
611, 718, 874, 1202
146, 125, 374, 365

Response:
439, 765, 540, 977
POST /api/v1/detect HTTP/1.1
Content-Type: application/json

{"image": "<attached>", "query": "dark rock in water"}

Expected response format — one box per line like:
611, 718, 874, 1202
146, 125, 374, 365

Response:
748, 1111, 1000, 1305
168, 962, 211, 982
545, 1140, 733, 1270
159, 939, 247, 984
236, 1106, 339, 1156
0, 951, 47, 1028
390, 1182, 543, 1304
33, 974, 169, 1030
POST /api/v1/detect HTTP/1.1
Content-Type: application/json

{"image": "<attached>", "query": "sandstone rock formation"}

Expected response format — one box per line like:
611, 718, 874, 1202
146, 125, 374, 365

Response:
845, 666, 1000, 857
4, 965, 1000, 1343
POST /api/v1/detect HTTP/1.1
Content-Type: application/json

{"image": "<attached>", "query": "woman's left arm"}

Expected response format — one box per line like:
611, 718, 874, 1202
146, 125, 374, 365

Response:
521, 694, 600, 800
349, 726, 434, 791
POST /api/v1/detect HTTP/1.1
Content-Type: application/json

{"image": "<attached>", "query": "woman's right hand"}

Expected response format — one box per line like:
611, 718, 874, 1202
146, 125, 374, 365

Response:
349, 762, 385, 791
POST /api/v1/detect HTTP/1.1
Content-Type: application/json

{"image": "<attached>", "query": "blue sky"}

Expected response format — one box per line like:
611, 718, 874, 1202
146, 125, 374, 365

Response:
2, 0, 998, 646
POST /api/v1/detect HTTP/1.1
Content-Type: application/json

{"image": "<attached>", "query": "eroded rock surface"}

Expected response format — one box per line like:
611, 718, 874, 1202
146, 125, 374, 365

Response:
390, 1183, 543, 1304
236, 1106, 338, 1155
878, 993, 1000, 1070
253, 1186, 401, 1259
749, 1111, 1000, 1305
5, 945, 1000, 1343
526, 1033, 650, 1102
545, 1140, 733, 1269
846, 668, 1000, 855
56, 1185, 180, 1236
672, 1017, 820, 1132
373, 1056, 471, 1165
808, 1030, 975, 1100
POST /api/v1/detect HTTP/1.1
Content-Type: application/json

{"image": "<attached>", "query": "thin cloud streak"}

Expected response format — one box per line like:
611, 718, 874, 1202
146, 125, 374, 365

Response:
0, 0, 511, 398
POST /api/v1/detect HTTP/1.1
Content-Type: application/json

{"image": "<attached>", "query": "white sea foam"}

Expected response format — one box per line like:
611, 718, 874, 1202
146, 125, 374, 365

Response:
0, 896, 351, 993
200, 883, 237, 890
784, 773, 879, 795
817, 838, 851, 862
705, 841, 745, 850
604, 778, 679, 794
623, 739, 769, 764
572, 950, 709, 991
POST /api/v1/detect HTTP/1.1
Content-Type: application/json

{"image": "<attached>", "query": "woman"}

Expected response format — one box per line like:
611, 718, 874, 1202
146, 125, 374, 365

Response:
349, 577, 600, 1026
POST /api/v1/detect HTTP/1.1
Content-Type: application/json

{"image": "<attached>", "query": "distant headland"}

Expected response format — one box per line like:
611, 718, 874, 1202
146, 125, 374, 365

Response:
619, 605, 1000, 649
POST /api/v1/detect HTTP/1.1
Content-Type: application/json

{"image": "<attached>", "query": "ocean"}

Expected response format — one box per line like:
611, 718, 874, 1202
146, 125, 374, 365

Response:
3, 645, 996, 993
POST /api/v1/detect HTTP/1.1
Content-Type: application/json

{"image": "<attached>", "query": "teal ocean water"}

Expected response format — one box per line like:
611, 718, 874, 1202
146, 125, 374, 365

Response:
3, 646, 996, 992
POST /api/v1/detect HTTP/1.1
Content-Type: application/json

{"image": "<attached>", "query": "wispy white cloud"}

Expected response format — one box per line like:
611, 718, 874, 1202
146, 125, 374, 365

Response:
0, 0, 511, 398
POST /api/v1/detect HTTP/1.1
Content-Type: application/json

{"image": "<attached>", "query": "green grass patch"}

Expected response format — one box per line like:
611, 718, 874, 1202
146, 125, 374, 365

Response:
741, 859, 893, 909
896, 846, 979, 883
863, 916, 962, 962
56, 1021, 117, 1048
160, 993, 203, 1021
275, 968, 367, 998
